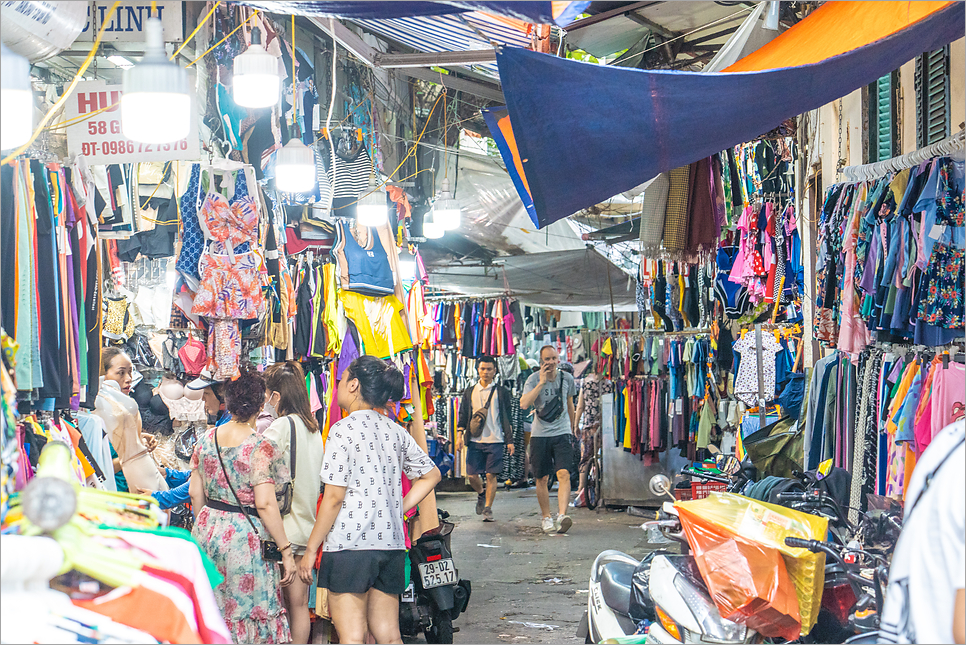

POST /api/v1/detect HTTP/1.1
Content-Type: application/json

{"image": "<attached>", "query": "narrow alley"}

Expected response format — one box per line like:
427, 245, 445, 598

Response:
429, 490, 656, 644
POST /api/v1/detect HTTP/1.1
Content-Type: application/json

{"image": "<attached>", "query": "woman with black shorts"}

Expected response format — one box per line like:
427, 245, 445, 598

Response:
298, 356, 441, 643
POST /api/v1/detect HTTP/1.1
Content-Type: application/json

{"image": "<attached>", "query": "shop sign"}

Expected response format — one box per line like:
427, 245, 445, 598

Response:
76, 1, 182, 42
64, 81, 199, 164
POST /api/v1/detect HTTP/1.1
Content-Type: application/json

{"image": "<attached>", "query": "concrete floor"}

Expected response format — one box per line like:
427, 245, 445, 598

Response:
421, 488, 655, 644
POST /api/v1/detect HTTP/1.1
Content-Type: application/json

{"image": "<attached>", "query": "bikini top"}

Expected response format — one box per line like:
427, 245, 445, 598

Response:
158, 377, 206, 422
199, 191, 258, 260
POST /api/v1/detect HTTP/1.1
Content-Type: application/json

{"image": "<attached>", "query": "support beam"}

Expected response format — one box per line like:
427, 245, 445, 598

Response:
625, 10, 679, 39
565, 1, 660, 31
398, 66, 504, 102
374, 49, 497, 68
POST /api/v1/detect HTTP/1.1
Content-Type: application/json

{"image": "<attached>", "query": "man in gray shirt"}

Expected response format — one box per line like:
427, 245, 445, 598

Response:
520, 346, 577, 534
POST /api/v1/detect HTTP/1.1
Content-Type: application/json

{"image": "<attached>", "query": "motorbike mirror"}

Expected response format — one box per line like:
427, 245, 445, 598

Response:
715, 454, 741, 476
649, 474, 674, 499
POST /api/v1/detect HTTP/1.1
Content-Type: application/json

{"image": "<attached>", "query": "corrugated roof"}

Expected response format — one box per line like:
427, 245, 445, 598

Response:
354, 12, 530, 77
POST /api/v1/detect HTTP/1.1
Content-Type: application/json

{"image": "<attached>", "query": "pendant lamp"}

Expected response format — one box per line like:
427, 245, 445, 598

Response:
398, 249, 417, 282
233, 27, 280, 108
432, 178, 461, 230
422, 210, 444, 239
275, 138, 316, 193
357, 174, 389, 227
1, 43, 33, 150
122, 17, 191, 143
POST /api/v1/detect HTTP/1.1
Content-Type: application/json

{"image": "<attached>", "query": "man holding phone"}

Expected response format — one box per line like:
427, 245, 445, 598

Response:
520, 346, 577, 534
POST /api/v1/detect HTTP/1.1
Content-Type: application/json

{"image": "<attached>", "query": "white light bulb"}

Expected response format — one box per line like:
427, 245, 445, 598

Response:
423, 211, 444, 239
357, 174, 388, 226
233, 27, 280, 108
1, 43, 33, 150
433, 178, 461, 230
122, 18, 191, 143
275, 139, 316, 193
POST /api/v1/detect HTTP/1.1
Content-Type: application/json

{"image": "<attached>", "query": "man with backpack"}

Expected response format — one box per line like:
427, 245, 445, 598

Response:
456, 356, 515, 522
520, 346, 577, 534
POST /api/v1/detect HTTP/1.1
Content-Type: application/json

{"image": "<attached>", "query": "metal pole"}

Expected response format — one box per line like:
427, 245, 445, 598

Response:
606, 262, 617, 328
755, 323, 767, 430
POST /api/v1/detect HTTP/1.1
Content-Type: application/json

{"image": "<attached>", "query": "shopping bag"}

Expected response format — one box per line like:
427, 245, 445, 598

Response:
693, 533, 801, 640
676, 492, 827, 637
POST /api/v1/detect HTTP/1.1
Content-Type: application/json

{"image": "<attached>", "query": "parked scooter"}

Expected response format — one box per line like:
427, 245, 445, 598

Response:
399, 521, 471, 644
578, 455, 757, 644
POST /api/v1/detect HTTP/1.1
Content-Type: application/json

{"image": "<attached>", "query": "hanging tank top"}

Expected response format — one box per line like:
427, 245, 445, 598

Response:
332, 220, 394, 297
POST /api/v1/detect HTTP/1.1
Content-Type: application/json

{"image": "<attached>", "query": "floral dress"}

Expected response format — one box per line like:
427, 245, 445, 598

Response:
190, 429, 291, 644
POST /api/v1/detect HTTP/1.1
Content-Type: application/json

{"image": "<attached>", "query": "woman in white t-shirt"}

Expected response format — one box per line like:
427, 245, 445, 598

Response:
298, 356, 441, 644
262, 361, 325, 645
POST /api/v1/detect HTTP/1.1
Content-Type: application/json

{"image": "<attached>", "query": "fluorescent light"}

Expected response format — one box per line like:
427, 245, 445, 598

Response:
1, 43, 32, 150
122, 18, 191, 143
108, 55, 134, 69
432, 178, 461, 230
233, 27, 279, 108
275, 139, 317, 193
357, 174, 389, 227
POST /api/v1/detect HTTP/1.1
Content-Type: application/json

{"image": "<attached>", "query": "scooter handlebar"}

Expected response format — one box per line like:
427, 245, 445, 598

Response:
784, 537, 820, 550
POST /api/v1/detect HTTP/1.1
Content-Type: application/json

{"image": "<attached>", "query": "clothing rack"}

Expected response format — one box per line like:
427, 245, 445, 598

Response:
839, 128, 966, 181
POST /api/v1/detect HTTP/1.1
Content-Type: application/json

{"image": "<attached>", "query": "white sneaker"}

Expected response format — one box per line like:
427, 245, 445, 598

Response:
556, 514, 573, 534
542, 516, 555, 533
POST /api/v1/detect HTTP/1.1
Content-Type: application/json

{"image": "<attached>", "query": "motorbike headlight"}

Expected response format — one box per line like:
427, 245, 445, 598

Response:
672, 573, 748, 642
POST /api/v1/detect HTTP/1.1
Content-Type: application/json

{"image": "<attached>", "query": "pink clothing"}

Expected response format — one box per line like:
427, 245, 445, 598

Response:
931, 362, 965, 439
837, 183, 871, 355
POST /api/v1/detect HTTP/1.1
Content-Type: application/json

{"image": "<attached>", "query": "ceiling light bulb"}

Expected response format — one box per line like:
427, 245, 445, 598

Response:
433, 178, 461, 230
122, 17, 191, 143
357, 174, 388, 227
423, 210, 444, 239
275, 138, 316, 192
1, 43, 33, 150
233, 27, 280, 108
398, 251, 417, 282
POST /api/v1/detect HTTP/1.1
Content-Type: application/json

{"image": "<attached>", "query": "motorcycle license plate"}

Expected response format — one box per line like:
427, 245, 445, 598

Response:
418, 559, 457, 589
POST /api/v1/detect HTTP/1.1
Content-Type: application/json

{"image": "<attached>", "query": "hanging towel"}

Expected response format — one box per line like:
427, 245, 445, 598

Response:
662, 165, 691, 255
639, 173, 670, 257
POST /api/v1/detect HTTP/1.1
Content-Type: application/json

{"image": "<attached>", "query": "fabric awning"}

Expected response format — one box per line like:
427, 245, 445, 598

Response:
488, 1, 963, 227
426, 248, 639, 311
238, 2, 589, 26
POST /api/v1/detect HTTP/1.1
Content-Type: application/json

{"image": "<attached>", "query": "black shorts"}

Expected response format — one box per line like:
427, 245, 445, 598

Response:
529, 434, 575, 480
318, 549, 407, 595
466, 442, 505, 475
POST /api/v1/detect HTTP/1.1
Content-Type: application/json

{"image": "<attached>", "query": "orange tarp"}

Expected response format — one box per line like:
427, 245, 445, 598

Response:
725, 1, 954, 72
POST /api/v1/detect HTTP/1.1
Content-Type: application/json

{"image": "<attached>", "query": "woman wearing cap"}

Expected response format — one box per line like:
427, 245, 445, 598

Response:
95, 348, 167, 494
298, 356, 441, 644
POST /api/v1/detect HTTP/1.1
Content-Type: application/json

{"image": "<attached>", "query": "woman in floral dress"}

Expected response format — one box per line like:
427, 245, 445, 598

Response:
189, 365, 296, 643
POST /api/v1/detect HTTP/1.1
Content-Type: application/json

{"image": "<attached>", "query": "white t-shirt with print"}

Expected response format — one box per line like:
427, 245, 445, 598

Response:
320, 410, 435, 552
878, 420, 965, 644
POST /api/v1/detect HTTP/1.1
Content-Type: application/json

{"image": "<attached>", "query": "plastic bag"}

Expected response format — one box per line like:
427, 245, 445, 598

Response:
675, 492, 827, 638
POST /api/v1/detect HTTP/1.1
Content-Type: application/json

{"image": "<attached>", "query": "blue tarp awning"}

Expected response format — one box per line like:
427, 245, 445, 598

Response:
492, 1, 964, 227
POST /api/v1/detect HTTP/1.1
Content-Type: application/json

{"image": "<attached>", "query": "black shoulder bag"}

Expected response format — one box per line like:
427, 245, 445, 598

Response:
213, 430, 286, 562
467, 386, 498, 440
536, 374, 565, 423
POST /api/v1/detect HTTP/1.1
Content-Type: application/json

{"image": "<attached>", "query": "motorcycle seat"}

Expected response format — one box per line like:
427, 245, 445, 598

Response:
599, 561, 635, 617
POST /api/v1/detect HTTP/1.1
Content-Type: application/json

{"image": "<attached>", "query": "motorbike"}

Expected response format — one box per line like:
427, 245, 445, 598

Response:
578, 454, 758, 644
578, 455, 900, 644
399, 521, 471, 644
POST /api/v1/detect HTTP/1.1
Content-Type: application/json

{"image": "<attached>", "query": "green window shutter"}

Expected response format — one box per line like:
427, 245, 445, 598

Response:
868, 72, 896, 162
916, 46, 950, 147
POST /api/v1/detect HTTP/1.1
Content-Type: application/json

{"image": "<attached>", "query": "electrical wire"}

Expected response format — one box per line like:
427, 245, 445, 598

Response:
2, 0, 122, 165
186, 9, 260, 68
170, 1, 222, 61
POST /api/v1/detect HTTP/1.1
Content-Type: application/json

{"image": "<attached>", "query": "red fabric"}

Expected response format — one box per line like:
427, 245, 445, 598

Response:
143, 565, 229, 645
